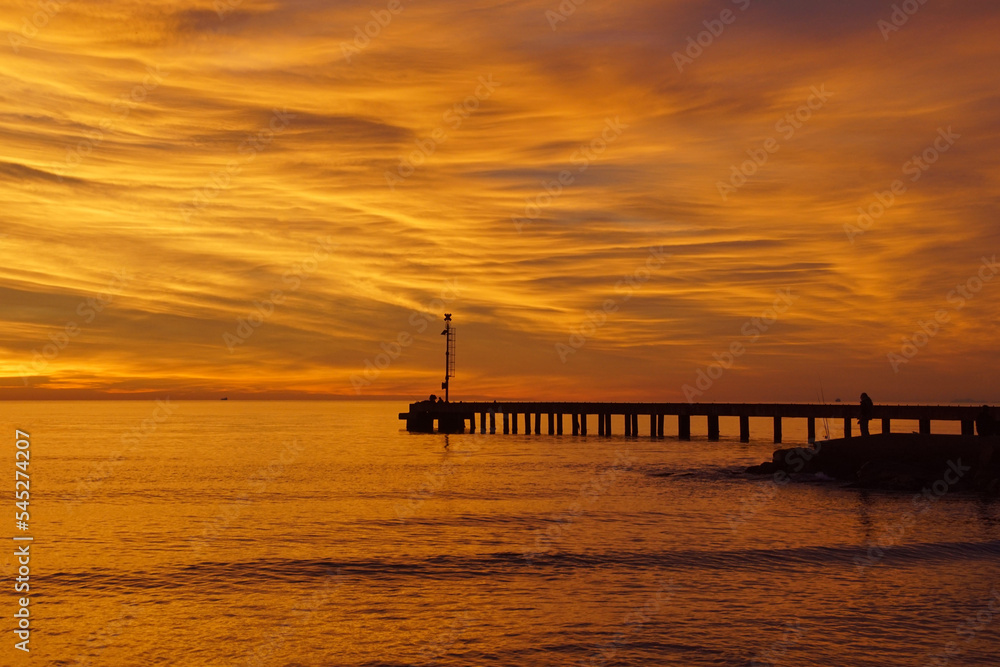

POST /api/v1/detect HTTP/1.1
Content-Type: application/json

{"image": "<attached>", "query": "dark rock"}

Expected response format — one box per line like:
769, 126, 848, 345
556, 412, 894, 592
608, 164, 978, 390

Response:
745, 462, 780, 475
747, 434, 1000, 493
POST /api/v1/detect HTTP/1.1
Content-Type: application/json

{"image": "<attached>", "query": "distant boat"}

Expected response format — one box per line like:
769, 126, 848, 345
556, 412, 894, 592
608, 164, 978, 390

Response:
220, 397, 228, 401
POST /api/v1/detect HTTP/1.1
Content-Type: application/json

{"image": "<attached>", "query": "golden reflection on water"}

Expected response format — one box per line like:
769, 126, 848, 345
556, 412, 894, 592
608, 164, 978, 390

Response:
4, 401, 1000, 665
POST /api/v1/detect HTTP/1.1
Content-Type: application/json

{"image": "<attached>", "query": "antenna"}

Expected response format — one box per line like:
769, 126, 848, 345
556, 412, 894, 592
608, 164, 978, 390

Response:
440, 314, 455, 402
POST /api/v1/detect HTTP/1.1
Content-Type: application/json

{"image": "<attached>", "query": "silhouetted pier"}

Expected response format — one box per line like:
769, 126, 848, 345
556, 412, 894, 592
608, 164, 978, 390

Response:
399, 402, 987, 442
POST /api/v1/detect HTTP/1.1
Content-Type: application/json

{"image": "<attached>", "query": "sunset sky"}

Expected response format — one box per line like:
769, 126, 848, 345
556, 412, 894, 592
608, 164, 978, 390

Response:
2, 0, 998, 401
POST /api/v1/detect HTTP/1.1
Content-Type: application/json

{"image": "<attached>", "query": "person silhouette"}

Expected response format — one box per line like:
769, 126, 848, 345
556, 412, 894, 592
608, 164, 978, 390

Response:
859, 393, 874, 437
975, 405, 995, 437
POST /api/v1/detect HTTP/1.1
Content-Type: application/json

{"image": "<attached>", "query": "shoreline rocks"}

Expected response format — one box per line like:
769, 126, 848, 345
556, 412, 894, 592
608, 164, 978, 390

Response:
746, 433, 1000, 493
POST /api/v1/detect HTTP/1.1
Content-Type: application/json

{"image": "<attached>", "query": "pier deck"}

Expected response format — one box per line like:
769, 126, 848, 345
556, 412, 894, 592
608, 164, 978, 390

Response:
398, 401, 988, 442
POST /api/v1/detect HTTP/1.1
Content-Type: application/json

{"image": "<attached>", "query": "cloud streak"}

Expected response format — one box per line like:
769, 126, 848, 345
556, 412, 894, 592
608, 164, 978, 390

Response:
0, 0, 998, 401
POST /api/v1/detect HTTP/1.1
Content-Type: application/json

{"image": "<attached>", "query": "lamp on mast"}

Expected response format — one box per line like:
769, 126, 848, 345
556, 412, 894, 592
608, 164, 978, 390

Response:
440, 314, 455, 402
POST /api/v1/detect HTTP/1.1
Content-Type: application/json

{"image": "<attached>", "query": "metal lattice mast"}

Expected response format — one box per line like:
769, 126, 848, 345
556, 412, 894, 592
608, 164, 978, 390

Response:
441, 314, 455, 402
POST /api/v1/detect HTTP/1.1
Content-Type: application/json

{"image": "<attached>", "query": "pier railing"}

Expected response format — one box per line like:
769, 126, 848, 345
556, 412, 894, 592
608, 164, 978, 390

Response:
398, 401, 987, 442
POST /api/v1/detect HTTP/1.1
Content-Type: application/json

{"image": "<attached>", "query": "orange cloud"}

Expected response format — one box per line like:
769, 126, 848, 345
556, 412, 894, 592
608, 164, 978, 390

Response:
0, 0, 998, 402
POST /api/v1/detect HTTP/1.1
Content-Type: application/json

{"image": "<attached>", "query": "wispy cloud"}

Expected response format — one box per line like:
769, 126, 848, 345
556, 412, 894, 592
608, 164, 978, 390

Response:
0, 0, 998, 401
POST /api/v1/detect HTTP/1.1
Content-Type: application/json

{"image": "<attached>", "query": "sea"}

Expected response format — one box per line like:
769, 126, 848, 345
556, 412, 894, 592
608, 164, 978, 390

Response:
3, 400, 999, 666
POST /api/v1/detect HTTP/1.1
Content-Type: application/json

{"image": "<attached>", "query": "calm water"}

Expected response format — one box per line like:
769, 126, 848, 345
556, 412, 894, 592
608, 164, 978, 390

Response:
3, 400, 999, 666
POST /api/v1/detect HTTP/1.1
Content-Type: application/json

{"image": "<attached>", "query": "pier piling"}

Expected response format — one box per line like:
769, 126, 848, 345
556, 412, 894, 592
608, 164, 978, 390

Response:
678, 414, 691, 440
708, 414, 720, 441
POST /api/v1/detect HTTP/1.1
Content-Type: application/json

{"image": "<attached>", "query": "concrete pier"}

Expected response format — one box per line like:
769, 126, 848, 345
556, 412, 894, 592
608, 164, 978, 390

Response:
400, 401, 993, 439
